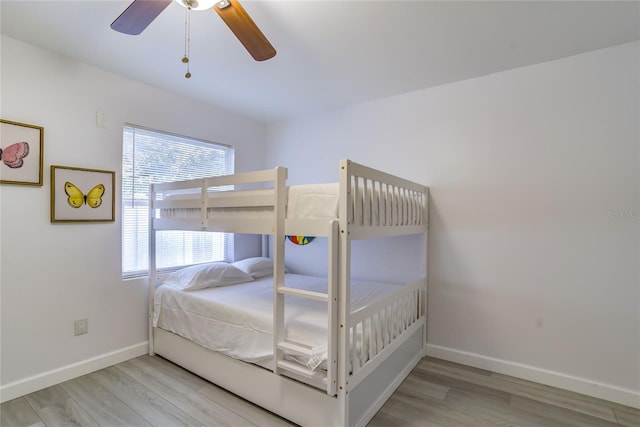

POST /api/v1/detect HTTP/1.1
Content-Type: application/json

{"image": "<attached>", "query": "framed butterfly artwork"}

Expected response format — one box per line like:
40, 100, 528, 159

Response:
50, 165, 115, 223
0, 119, 44, 186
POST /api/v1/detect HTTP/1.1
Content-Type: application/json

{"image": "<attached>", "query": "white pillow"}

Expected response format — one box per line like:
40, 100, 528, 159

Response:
163, 262, 253, 291
233, 257, 282, 279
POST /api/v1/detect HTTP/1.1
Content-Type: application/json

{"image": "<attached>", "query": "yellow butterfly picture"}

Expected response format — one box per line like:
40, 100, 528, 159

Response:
51, 165, 115, 223
64, 181, 105, 208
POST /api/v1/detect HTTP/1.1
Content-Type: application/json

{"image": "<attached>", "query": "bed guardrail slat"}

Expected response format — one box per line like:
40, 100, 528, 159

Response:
363, 178, 370, 226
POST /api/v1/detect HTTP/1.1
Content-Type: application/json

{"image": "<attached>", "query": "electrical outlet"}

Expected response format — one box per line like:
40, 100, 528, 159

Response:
74, 318, 88, 336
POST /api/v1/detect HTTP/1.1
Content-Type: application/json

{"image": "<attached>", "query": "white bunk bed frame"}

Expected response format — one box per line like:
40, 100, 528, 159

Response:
148, 159, 428, 427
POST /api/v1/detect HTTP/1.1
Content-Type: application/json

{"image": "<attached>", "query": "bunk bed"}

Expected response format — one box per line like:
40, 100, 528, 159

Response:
148, 159, 429, 427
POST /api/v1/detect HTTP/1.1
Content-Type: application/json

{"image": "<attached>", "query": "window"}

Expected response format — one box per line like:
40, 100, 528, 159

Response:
122, 125, 233, 278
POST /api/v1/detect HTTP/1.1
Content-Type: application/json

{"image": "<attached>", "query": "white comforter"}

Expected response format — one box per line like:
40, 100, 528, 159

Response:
153, 273, 403, 370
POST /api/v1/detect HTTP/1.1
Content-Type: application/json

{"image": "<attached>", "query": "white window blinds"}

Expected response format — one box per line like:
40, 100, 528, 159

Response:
122, 125, 233, 278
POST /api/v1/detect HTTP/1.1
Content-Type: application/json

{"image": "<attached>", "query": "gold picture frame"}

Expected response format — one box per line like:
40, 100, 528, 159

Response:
0, 119, 44, 186
51, 165, 116, 223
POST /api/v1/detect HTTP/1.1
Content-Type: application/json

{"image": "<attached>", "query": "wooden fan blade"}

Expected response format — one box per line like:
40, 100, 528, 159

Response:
111, 0, 172, 35
213, 0, 276, 61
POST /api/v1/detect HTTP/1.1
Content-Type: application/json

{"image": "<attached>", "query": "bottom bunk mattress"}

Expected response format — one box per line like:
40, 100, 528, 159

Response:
153, 273, 406, 371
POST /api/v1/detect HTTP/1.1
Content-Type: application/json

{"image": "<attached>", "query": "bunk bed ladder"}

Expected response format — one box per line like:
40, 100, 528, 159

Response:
274, 220, 339, 397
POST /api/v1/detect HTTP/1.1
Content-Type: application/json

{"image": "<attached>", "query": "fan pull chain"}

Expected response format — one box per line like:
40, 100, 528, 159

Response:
182, 7, 192, 78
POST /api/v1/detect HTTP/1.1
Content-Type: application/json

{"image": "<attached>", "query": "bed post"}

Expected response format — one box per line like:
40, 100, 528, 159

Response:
327, 219, 339, 396
338, 159, 352, 425
422, 188, 429, 356
148, 183, 157, 356
272, 166, 287, 374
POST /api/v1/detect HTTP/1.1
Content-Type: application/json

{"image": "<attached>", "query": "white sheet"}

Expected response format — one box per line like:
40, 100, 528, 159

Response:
287, 183, 339, 219
153, 273, 404, 370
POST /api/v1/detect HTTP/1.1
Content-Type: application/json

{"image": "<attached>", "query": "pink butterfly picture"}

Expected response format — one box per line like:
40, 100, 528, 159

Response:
0, 142, 30, 168
1, 119, 44, 186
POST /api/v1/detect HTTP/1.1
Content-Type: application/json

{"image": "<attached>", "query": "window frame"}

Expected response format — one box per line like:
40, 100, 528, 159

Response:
121, 124, 234, 279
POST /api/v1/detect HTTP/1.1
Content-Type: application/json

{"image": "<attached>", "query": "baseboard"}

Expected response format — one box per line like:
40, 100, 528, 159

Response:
0, 342, 148, 403
426, 344, 640, 409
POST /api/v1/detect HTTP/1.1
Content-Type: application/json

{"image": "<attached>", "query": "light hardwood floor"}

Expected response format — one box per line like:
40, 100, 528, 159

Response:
2, 355, 638, 426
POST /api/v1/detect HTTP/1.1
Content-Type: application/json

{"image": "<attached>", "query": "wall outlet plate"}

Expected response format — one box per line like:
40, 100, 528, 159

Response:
74, 318, 88, 336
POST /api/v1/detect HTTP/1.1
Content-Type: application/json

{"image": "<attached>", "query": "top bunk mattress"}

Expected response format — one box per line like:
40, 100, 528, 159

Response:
153, 273, 406, 371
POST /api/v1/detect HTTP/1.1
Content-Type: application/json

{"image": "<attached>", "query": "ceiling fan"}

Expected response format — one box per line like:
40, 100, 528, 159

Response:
111, 0, 276, 62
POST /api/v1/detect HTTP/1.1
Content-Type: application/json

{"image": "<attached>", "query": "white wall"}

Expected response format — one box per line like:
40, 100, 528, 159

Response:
2, 34, 638, 408
0, 36, 265, 399
265, 42, 640, 406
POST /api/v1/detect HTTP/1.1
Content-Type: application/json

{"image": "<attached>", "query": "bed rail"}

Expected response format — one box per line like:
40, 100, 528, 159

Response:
340, 160, 428, 240
149, 167, 287, 234
348, 278, 425, 389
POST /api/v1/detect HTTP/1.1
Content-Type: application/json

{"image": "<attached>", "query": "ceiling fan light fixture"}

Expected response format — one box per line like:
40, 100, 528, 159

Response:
112, 0, 275, 61
174, 0, 217, 11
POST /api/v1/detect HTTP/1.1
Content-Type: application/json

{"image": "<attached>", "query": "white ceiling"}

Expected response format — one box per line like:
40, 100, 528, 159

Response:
2, 1, 639, 123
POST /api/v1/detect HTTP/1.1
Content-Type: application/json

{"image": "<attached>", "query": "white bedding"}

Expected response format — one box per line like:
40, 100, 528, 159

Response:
153, 273, 404, 371
286, 183, 339, 220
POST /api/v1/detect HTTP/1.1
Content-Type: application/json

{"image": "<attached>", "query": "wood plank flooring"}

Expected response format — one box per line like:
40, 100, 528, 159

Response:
2, 355, 638, 426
